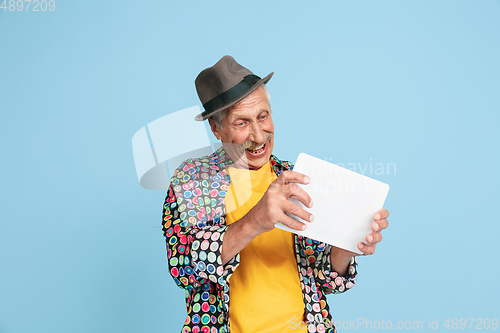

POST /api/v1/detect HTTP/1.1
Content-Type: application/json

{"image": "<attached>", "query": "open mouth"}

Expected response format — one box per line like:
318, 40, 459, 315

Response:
245, 141, 267, 156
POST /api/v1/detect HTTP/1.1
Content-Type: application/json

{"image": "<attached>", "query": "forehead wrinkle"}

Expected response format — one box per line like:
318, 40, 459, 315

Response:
231, 107, 269, 117
234, 96, 264, 109
224, 87, 271, 125
227, 104, 269, 120
231, 99, 269, 114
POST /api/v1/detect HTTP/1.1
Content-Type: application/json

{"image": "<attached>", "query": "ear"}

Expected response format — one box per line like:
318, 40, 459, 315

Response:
208, 118, 222, 140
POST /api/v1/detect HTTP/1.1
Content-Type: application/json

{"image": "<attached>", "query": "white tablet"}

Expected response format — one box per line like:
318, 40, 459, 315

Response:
274, 153, 390, 254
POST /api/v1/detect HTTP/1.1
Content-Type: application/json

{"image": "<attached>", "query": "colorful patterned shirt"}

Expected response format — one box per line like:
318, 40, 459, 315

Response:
161, 147, 358, 333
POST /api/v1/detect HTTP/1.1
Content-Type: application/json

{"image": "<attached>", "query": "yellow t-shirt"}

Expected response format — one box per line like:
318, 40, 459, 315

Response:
224, 161, 308, 333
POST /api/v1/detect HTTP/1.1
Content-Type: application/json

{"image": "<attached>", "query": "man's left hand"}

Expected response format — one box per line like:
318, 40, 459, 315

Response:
357, 208, 390, 256
329, 208, 390, 275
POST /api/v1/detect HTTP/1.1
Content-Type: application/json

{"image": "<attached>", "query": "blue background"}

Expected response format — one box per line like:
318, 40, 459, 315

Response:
1, 0, 499, 332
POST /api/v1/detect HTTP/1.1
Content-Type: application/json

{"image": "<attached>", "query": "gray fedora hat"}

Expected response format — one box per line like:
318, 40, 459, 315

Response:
194, 55, 273, 121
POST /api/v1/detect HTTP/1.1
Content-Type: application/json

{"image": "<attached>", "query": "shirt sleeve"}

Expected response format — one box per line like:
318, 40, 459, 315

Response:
308, 240, 358, 295
162, 182, 240, 291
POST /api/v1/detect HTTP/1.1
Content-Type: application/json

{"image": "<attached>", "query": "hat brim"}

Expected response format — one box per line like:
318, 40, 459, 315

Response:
194, 72, 274, 121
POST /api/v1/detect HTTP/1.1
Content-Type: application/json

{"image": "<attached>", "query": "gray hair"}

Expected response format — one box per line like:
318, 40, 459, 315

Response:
209, 84, 271, 129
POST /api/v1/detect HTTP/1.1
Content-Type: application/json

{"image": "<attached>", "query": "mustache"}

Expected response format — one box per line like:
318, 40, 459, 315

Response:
239, 132, 274, 151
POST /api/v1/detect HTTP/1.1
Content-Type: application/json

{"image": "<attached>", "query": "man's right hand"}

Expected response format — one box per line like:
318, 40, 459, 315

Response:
243, 170, 314, 237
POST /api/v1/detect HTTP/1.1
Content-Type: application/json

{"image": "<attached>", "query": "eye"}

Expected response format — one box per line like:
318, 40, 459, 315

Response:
235, 121, 245, 127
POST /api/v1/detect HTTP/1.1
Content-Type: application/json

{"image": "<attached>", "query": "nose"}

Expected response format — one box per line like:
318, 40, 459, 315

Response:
248, 121, 265, 144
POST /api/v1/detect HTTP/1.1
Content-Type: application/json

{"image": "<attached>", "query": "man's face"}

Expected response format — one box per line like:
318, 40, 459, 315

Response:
209, 86, 274, 170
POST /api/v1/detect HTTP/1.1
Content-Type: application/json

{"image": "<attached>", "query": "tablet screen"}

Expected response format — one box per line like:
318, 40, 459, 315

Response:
275, 153, 390, 254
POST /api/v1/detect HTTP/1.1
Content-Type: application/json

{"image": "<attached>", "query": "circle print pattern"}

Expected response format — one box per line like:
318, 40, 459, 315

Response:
161, 149, 358, 333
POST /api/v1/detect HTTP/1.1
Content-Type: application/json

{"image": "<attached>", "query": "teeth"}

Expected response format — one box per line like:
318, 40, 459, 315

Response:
247, 143, 266, 153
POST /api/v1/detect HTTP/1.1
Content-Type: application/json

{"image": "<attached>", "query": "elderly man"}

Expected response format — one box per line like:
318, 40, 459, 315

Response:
162, 55, 389, 333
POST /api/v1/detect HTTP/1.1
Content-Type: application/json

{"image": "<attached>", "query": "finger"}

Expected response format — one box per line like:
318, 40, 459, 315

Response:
287, 184, 313, 208
278, 170, 311, 186
278, 213, 307, 231
358, 242, 376, 255
373, 208, 389, 220
266, 182, 280, 194
366, 232, 382, 244
372, 219, 388, 232
284, 200, 314, 223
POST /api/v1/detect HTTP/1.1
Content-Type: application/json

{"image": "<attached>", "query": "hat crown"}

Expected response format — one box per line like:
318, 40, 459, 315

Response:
193, 55, 273, 121
195, 55, 253, 104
